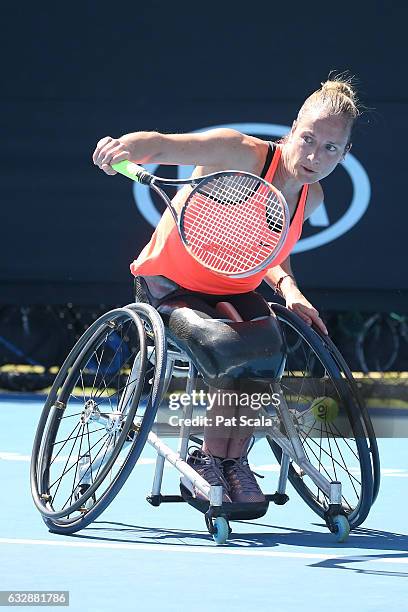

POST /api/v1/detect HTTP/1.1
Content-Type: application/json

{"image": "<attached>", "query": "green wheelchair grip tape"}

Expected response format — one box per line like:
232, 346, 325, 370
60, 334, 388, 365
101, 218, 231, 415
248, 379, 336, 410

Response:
111, 160, 144, 181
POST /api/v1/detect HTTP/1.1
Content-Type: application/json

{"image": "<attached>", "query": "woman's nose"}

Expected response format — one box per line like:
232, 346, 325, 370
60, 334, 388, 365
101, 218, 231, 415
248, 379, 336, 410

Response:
307, 150, 320, 166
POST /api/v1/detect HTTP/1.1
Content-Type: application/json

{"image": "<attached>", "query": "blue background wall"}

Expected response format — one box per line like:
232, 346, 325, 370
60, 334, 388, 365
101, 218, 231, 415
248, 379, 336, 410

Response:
2, 1, 406, 310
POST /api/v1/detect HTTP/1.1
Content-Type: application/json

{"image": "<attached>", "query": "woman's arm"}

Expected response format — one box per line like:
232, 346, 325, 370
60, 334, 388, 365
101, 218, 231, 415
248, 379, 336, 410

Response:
264, 184, 328, 334
265, 258, 328, 335
92, 129, 266, 175
264, 257, 298, 296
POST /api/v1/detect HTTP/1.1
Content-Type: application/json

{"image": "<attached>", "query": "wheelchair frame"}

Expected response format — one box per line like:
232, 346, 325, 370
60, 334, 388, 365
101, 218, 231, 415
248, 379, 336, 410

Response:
30, 301, 380, 545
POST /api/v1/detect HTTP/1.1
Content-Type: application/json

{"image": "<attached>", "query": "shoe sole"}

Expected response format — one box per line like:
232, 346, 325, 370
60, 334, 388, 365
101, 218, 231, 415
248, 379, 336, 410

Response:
180, 483, 269, 520
180, 477, 232, 503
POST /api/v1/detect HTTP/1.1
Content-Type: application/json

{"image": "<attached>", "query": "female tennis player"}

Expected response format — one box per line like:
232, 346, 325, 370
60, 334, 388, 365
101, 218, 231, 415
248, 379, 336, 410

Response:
93, 76, 361, 505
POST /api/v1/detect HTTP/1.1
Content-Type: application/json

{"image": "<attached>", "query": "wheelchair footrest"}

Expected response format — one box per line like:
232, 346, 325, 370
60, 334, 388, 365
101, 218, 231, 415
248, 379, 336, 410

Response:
180, 483, 269, 520
146, 494, 186, 507
266, 492, 290, 505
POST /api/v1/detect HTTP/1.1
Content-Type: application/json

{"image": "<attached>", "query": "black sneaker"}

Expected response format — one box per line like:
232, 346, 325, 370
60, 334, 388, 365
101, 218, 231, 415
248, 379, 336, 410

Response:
182, 447, 232, 503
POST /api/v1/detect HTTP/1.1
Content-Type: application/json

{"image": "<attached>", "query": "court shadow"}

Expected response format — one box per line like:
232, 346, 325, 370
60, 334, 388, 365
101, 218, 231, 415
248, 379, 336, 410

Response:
238, 521, 408, 553
68, 520, 408, 577
69, 519, 408, 556
70, 522, 225, 546
307, 553, 408, 577
301, 524, 408, 577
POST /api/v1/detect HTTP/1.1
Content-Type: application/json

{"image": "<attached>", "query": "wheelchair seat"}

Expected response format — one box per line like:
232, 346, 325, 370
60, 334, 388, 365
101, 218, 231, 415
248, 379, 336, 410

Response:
158, 297, 286, 390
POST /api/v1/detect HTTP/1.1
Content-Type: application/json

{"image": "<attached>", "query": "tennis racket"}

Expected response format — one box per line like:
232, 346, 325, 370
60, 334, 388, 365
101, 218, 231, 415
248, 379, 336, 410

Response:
112, 160, 289, 278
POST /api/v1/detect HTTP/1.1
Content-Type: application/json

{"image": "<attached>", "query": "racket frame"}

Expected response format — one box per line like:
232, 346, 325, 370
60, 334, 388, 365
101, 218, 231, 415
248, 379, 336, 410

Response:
112, 161, 290, 278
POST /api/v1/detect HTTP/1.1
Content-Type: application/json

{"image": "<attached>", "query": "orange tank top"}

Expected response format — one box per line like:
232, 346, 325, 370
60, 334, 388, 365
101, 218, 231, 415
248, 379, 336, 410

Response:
130, 145, 308, 294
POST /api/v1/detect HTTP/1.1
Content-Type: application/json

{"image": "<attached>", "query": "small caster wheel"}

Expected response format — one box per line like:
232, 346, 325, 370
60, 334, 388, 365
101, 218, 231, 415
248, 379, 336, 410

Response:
333, 515, 350, 543
212, 517, 229, 545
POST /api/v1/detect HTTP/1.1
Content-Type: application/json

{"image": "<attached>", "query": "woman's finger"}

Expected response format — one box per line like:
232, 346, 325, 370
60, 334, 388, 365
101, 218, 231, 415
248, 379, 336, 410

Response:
94, 139, 122, 167
100, 143, 127, 167
286, 299, 328, 335
315, 318, 329, 335
291, 305, 312, 325
92, 136, 113, 164
309, 311, 328, 335
101, 163, 117, 175
111, 150, 131, 164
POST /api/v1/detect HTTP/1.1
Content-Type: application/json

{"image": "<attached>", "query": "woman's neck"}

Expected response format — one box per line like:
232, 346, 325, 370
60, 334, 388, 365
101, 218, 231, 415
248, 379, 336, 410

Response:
273, 143, 303, 195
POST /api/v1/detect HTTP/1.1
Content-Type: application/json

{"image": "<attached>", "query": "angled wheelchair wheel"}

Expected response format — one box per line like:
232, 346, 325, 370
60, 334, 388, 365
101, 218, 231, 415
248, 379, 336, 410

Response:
30, 303, 166, 534
268, 303, 375, 530
319, 330, 380, 505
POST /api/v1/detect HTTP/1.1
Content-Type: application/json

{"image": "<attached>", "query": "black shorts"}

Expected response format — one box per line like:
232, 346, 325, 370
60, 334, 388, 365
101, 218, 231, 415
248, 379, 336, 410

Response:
134, 275, 271, 321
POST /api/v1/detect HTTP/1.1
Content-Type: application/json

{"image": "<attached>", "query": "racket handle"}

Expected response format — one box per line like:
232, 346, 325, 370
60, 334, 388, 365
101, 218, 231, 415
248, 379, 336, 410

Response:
111, 160, 152, 184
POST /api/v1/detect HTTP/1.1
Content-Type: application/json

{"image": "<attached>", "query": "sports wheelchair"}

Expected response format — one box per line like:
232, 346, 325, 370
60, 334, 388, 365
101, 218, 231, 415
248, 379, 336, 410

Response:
31, 299, 380, 545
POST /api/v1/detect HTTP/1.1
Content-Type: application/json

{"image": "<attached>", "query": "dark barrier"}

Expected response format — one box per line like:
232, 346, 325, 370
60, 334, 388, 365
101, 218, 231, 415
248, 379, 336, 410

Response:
1, 3, 407, 310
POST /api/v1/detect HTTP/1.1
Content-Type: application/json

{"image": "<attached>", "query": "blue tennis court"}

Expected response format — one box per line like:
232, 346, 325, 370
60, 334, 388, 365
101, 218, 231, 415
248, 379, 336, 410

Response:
1, 396, 407, 612
3, 3, 408, 611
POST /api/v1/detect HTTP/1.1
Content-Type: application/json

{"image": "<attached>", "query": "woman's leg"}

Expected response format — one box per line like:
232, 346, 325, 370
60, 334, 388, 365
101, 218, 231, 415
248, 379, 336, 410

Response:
215, 293, 271, 458
155, 283, 273, 461
202, 386, 235, 457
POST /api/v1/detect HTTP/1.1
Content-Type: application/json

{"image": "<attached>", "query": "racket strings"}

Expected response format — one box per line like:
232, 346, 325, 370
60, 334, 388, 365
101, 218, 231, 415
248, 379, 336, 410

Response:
200, 175, 284, 227
188, 181, 282, 273
183, 174, 287, 274
197, 175, 283, 229
199, 175, 284, 236
199, 175, 278, 232
188, 188, 263, 270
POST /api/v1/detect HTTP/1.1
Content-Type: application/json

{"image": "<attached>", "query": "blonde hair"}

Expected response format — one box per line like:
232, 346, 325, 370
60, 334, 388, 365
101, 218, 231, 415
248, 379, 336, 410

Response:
297, 73, 361, 143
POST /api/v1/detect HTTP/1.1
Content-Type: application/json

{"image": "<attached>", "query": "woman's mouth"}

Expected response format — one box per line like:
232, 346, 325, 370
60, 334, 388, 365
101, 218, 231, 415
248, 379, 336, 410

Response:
301, 165, 317, 175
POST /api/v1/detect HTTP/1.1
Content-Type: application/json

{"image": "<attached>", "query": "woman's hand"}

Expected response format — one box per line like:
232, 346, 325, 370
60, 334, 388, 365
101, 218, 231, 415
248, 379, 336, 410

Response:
92, 136, 131, 175
284, 287, 328, 335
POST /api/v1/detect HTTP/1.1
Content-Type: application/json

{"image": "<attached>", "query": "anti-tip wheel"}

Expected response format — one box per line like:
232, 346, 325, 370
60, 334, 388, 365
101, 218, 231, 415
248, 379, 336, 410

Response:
333, 515, 350, 543
212, 517, 230, 545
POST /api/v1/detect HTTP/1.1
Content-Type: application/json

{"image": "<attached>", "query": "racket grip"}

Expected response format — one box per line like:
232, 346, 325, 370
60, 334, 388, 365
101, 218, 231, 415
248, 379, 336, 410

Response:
111, 160, 152, 184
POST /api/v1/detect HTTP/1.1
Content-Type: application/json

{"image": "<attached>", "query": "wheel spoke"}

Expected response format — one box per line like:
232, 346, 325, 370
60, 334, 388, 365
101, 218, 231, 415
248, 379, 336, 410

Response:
50, 423, 85, 499
50, 421, 82, 464
49, 429, 110, 491
299, 432, 362, 486
272, 309, 371, 520
32, 306, 164, 525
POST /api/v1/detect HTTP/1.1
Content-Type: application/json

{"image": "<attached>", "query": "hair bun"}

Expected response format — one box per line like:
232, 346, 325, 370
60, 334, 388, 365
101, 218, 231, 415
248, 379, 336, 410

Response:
297, 72, 361, 129
321, 80, 357, 102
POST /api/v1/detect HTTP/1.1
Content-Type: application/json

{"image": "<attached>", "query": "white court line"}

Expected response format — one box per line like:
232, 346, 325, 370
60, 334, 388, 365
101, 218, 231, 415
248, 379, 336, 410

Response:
0, 453, 156, 465
0, 537, 407, 564
2, 453, 408, 477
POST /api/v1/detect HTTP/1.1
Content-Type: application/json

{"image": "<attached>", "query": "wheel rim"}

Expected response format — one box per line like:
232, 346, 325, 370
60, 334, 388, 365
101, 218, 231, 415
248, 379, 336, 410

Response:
36, 310, 149, 520
268, 306, 373, 528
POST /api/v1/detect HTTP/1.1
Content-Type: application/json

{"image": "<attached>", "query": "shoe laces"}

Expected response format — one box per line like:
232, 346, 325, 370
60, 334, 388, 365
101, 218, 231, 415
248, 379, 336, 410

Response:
223, 437, 264, 485
187, 445, 230, 490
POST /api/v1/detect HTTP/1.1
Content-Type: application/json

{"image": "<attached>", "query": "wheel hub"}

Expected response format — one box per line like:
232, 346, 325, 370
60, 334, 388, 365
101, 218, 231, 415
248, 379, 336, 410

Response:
81, 399, 101, 424
106, 411, 125, 434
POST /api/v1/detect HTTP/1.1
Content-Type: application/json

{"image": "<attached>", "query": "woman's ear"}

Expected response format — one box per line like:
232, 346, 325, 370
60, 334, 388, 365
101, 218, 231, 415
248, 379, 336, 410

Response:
286, 120, 297, 142
342, 142, 352, 160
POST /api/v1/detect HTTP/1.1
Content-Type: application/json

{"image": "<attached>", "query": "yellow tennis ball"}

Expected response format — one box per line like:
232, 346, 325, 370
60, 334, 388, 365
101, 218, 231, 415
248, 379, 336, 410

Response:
310, 397, 339, 423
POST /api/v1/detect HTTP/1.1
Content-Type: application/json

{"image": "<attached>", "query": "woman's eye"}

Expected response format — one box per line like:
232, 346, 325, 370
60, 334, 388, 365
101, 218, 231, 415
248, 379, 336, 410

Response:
303, 135, 313, 144
326, 144, 337, 152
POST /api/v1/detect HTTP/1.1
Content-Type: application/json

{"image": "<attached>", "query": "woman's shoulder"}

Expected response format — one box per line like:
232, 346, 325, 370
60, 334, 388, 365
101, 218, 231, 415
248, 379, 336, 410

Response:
193, 134, 270, 175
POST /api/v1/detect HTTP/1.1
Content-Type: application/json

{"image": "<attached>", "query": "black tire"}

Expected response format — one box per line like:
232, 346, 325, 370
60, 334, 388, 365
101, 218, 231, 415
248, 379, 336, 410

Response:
30, 304, 167, 534
269, 303, 375, 529
316, 329, 380, 505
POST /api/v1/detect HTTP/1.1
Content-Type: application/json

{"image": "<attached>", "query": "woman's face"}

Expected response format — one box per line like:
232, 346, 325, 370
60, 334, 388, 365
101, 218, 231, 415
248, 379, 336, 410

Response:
285, 111, 351, 184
